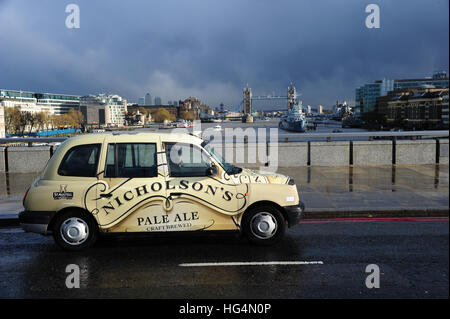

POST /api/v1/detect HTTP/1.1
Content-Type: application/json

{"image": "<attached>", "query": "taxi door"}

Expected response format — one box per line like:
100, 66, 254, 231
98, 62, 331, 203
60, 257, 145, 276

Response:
85, 135, 169, 233
161, 141, 244, 232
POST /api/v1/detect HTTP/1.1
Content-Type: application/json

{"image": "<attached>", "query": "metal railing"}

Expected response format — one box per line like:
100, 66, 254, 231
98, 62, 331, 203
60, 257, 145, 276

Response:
209, 130, 449, 143
275, 130, 449, 142
0, 130, 448, 146
0, 137, 68, 147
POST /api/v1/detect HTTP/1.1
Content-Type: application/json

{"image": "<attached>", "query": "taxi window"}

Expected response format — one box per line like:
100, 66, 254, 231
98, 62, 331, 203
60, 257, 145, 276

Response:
105, 143, 157, 178
58, 144, 101, 177
165, 143, 211, 177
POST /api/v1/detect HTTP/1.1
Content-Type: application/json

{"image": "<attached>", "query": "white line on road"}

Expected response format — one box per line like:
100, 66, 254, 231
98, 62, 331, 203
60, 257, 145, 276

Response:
179, 261, 324, 267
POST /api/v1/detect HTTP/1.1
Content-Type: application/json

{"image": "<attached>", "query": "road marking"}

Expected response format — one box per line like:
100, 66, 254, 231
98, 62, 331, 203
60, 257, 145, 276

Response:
179, 261, 324, 267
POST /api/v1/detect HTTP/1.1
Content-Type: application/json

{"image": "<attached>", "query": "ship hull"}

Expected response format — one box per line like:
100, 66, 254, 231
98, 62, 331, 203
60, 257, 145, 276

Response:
279, 119, 307, 132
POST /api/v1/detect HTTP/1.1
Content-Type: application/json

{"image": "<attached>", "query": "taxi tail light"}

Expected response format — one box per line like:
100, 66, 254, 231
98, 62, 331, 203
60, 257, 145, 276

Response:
23, 187, 30, 207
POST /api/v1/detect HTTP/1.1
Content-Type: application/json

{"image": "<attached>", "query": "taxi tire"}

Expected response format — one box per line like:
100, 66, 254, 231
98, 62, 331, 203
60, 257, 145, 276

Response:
242, 205, 286, 245
52, 210, 98, 251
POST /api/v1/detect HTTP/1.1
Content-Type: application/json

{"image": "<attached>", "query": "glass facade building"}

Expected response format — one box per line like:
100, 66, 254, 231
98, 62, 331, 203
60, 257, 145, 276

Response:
0, 89, 80, 115
144, 93, 152, 106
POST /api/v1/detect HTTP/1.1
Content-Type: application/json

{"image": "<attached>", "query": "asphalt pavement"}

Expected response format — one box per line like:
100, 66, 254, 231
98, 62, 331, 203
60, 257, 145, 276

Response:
0, 218, 448, 298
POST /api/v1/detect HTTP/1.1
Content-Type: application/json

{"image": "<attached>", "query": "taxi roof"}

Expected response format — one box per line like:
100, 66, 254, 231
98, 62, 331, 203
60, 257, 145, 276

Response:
41, 131, 205, 180
65, 131, 204, 145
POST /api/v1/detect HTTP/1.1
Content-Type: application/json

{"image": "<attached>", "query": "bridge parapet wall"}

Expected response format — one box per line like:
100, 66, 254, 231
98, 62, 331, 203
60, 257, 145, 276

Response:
0, 139, 447, 173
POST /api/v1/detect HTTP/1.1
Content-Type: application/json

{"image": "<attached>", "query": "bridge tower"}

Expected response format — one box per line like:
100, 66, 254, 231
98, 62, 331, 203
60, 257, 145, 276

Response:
287, 82, 297, 110
242, 84, 254, 123
243, 83, 252, 115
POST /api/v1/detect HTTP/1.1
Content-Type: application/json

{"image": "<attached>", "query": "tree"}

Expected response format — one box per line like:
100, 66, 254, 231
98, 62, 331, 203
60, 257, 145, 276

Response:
51, 114, 65, 128
29, 113, 40, 132
66, 109, 84, 128
153, 108, 175, 123
19, 111, 33, 134
35, 111, 51, 131
138, 107, 148, 116
4, 107, 21, 134
180, 111, 196, 121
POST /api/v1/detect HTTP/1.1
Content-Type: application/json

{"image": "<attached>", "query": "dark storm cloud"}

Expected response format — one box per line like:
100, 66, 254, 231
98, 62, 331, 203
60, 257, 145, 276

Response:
0, 0, 448, 108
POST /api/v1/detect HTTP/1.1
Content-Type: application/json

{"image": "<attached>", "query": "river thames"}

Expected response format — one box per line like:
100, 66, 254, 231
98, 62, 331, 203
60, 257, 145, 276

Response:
135, 118, 371, 142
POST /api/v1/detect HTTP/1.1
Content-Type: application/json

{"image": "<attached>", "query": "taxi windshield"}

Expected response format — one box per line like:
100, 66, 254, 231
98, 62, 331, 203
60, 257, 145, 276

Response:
201, 141, 241, 175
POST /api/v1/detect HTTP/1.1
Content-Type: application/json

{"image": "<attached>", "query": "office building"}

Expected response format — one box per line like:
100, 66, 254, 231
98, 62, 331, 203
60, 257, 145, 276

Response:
80, 94, 127, 126
355, 72, 449, 114
442, 92, 449, 126
33, 93, 80, 115
144, 93, 152, 106
1, 89, 81, 136
0, 89, 80, 115
154, 96, 162, 105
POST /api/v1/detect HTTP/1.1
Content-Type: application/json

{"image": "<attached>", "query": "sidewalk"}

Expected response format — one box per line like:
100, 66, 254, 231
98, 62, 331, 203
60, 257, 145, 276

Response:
0, 165, 448, 226
277, 164, 449, 218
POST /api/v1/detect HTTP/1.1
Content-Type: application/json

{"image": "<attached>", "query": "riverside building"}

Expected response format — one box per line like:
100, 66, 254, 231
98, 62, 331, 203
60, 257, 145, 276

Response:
0, 89, 82, 137
376, 88, 449, 129
0, 89, 80, 115
79, 94, 127, 127
355, 72, 449, 115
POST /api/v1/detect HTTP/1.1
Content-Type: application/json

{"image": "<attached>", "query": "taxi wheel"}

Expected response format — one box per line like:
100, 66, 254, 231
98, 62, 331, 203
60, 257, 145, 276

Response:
52, 210, 98, 251
242, 205, 285, 245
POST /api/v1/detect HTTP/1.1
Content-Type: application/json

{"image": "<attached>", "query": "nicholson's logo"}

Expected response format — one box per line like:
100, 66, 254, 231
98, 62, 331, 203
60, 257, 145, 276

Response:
97, 180, 237, 216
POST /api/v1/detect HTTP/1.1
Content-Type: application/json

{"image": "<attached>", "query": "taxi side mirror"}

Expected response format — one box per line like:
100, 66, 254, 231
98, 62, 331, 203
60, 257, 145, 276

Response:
206, 164, 218, 176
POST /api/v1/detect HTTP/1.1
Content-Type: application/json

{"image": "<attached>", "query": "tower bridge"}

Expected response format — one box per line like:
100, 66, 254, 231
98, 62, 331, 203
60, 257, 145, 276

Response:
241, 82, 300, 118
201, 83, 301, 121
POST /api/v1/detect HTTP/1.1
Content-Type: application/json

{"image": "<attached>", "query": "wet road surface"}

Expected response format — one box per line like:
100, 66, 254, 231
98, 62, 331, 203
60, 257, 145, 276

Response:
0, 218, 448, 298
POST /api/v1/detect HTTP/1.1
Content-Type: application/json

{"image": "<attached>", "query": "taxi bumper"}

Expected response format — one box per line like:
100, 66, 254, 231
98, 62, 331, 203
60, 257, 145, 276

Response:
18, 210, 55, 235
283, 202, 305, 228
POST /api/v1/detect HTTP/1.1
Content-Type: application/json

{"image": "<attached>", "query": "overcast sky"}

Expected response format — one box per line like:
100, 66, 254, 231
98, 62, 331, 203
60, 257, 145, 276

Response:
0, 0, 448, 109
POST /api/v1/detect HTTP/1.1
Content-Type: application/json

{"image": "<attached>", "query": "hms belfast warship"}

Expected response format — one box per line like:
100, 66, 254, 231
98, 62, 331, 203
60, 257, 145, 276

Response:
278, 83, 308, 132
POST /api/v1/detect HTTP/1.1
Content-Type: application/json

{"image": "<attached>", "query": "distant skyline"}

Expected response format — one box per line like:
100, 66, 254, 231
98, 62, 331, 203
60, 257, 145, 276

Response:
0, 0, 448, 110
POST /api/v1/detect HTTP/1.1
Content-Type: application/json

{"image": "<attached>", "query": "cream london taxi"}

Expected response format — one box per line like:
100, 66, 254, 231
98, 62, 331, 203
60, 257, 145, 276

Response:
19, 132, 304, 250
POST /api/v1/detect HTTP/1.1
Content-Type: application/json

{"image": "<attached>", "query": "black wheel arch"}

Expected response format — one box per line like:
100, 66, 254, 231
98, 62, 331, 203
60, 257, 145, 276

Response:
48, 207, 98, 233
241, 201, 287, 225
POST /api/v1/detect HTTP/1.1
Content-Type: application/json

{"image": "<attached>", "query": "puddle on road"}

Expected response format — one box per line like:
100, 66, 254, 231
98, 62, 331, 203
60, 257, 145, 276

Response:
277, 164, 448, 194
